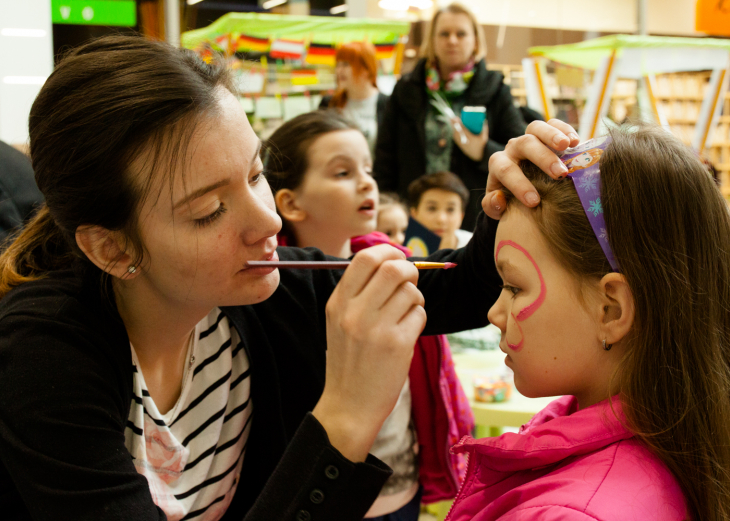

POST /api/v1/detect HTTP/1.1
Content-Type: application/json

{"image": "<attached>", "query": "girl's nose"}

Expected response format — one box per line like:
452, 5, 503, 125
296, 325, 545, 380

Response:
358, 170, 376, 192
487, 298, 507, 334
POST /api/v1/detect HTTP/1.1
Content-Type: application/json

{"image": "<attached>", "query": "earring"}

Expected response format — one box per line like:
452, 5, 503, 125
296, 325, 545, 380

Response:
127, 265, 137, 274
602, 339, 612, 351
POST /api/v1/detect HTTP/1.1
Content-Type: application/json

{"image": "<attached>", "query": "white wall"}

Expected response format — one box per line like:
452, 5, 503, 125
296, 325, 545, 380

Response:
0, 0, 53, 145
433, 0, 703, 36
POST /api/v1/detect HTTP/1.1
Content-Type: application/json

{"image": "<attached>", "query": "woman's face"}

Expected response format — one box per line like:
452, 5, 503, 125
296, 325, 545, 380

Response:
433, 12, 476, 73
488, 204, 606, 404
335, 60, 368, 92
294, 129, 378, 240
130, 88, 282, 312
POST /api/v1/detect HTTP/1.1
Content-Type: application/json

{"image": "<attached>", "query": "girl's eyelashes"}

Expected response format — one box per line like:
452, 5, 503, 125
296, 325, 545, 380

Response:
500, 283, 521, 297
194, 204, 227, 228
334, 170, 349, 178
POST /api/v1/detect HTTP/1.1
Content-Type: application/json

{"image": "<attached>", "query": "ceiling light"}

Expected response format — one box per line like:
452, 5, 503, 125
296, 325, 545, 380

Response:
330, 4, 348, 14
378, 0, 410, 11
187, 0, 205, 5
1, 28, 47, 37
263, 0, 287, 9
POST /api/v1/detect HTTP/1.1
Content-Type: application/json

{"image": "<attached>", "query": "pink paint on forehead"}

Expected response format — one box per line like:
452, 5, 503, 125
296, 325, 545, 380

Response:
495, 239, 547, 321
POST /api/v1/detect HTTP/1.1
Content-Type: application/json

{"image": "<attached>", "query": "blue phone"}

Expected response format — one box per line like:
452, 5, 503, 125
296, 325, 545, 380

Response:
461, 106, 486, 134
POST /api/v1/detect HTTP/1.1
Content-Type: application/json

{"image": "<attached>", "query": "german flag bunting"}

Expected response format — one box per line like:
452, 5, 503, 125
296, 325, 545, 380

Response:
306, 42, 336, 66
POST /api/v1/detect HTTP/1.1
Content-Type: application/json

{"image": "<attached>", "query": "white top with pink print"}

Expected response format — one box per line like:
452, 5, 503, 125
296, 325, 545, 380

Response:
125, 308, 253, 521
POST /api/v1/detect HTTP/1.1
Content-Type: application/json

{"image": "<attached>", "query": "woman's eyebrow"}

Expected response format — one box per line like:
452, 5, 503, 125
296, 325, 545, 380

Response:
173, 141, 262, 210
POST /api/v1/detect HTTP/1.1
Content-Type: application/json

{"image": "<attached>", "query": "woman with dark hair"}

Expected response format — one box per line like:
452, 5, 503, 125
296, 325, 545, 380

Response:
374, 2, 529, 231
319, 42, 388, 157
0, 34, 577, 521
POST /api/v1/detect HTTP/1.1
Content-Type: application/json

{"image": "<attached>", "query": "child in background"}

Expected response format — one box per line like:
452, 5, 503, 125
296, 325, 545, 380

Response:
408, 172, 472, 250
446, 128, 730, 520
265, 111, 474, 521
377, 193, 409, 245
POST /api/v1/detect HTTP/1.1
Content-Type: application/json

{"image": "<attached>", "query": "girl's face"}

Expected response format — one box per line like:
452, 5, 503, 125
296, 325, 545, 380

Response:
433, 12, 476, 73
410, 188, 463, 239
294, 129, 378, 240
570, 152, 594, 169
377, 204, 409, 245
488, 204, 607, 404
130, 88, 282, 312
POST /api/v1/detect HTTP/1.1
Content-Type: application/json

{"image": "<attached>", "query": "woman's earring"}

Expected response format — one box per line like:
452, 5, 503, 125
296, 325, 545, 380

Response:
602, 339, 612, 351
127, 265, 137, 274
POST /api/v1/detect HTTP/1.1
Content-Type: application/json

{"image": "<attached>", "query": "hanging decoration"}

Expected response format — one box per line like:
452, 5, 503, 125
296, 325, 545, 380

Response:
306, 43, 337, 66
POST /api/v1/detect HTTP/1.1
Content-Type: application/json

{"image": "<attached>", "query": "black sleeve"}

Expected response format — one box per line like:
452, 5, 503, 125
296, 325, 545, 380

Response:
0, 308, 166, 521
244, 414, 391, 521
279, 213, 500, 338
417, 212, 501, 335
373, 87, 400, 193
480, 83, 527, 173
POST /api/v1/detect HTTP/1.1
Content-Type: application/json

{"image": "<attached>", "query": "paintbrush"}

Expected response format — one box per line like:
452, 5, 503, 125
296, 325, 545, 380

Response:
246, 261, 457, 270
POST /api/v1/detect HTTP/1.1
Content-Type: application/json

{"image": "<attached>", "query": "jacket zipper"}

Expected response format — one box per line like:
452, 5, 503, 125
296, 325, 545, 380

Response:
443, 437, 474, 521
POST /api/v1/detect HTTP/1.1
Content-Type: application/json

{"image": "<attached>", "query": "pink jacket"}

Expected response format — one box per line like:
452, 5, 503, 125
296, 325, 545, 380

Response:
351, 232, 475, 504
446, 396, 689, 521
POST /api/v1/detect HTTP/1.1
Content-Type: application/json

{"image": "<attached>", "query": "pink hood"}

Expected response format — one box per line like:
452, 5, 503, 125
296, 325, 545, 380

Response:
446, 396, 688, 521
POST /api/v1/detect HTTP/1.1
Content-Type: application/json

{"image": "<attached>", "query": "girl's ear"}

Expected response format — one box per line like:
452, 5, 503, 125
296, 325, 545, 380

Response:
597, 273, 635, 347
275, 189, 306, 222
409, 207, 418, 219
75, 225, 139, 279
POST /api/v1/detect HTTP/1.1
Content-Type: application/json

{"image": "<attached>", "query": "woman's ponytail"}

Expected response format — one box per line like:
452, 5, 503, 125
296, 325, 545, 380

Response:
0, 205, 77, 299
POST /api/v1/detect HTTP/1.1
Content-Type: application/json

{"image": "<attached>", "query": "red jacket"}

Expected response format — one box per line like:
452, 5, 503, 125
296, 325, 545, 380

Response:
351, 232, 475, 503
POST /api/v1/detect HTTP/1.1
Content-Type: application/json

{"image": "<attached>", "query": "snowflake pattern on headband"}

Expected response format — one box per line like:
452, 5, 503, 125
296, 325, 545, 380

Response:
560, 135, 618, 271
578, 176, 598, 192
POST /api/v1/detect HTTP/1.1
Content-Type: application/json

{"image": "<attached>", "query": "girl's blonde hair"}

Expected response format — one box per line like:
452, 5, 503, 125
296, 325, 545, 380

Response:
504, 125, 730, 521
420, 2, 487, 68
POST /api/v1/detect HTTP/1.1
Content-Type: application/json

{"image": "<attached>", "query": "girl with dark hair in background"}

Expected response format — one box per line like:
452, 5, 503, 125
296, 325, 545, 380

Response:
266, 110, 474, 521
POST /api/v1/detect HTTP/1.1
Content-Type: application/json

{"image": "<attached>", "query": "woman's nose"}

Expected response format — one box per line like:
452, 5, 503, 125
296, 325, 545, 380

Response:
241, 191, 282, 246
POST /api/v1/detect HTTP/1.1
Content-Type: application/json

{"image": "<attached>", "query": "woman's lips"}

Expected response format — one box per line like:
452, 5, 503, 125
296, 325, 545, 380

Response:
242, 250, 278, 275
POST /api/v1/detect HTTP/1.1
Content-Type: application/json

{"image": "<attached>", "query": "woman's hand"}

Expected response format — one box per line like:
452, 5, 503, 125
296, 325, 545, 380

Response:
313, 245, 427, 462
482, 119, 580, 219
450, 116, 488, 161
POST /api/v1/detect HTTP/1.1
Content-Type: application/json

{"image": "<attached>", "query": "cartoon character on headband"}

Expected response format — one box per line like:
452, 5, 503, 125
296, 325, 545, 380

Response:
565, 148, 603, 173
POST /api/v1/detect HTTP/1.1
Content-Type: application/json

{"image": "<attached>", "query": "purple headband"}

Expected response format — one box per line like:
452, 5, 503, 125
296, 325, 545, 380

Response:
559, 135, 619, 272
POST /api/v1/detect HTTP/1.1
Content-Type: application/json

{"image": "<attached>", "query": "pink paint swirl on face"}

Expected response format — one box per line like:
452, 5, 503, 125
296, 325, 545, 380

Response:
496, 240, 547, 352
506, 313, 524, 351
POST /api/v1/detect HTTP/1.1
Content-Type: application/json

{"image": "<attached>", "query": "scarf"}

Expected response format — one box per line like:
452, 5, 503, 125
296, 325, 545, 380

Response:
425, 59, 475, 97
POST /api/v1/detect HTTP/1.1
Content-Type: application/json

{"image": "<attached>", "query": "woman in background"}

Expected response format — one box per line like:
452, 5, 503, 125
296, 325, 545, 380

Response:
319, 42, 388, 157
374, 2, 529, 231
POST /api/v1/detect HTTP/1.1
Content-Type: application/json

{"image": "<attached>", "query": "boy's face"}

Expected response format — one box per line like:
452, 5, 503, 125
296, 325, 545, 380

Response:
410, 188, 464, 240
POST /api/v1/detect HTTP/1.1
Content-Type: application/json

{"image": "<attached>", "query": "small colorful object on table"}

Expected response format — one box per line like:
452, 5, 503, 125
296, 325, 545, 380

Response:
473, 377, 512, 403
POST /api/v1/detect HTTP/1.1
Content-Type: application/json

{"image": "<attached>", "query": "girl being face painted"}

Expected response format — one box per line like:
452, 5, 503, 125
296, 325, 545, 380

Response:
489, 203, 610, 407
